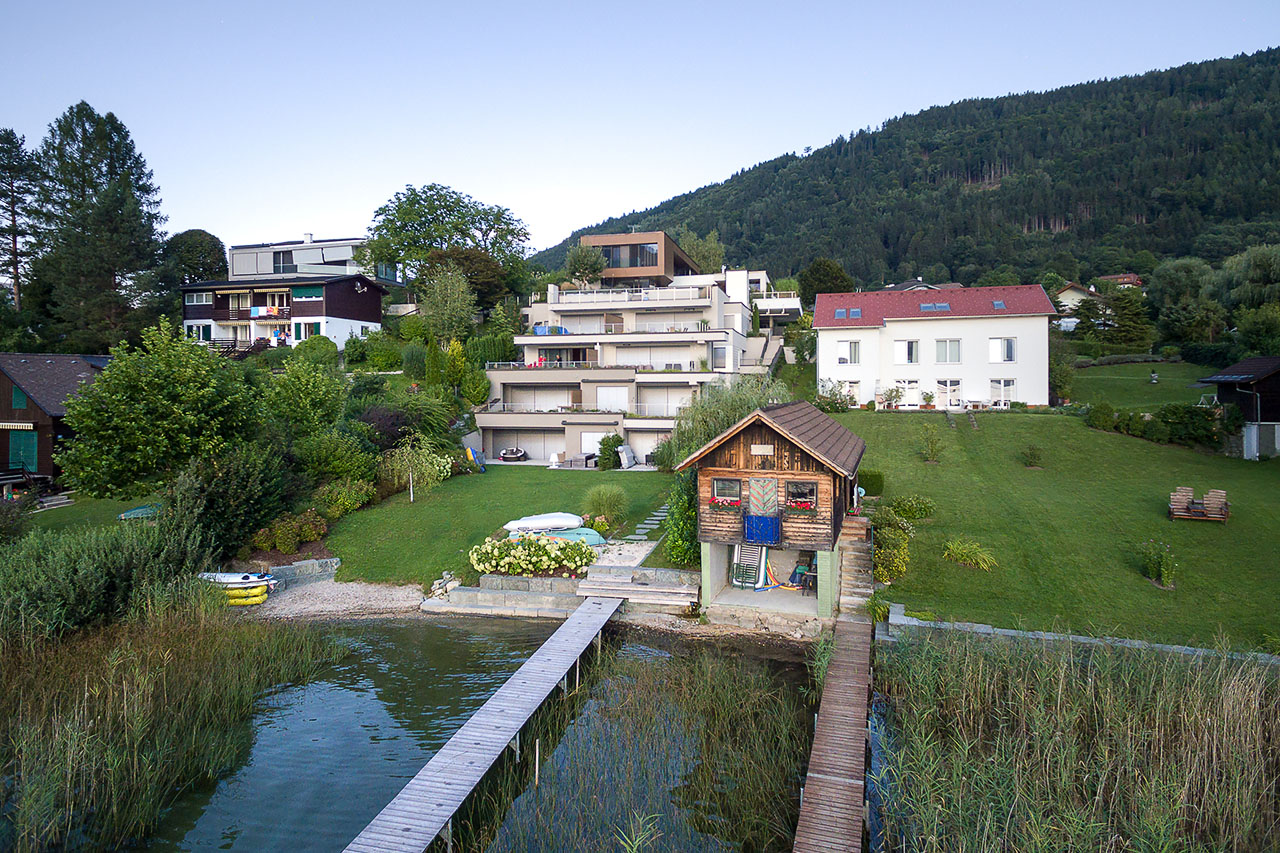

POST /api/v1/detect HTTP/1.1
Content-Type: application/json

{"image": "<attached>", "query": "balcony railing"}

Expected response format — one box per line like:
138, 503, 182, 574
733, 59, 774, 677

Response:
633, 321, 706, 333
554, 286, 712, 305
485, 360, 702, 373
484, 401, 685, 417
750, 291, 798, 301
212, 306, 291, 321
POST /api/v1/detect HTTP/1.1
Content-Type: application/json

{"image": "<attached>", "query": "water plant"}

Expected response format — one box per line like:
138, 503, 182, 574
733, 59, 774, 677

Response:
0, 588, 341, 849
874, 632, 1280, 851
449, 646, 809, 852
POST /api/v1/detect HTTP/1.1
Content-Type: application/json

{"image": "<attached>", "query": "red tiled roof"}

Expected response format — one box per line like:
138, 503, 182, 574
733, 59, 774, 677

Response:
814, 285, 1056, 328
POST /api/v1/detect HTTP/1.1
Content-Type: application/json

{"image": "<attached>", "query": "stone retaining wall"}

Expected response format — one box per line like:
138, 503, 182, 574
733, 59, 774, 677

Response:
270, 557, 340, 586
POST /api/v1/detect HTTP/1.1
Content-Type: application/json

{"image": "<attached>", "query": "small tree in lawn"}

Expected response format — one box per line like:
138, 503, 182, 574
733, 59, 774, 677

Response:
378, 433, 452, 502
922, 424, 943, 463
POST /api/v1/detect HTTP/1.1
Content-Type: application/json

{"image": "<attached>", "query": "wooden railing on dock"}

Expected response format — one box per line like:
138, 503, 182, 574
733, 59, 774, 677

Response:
344, 596, 622, 853
793, 617, 875, 853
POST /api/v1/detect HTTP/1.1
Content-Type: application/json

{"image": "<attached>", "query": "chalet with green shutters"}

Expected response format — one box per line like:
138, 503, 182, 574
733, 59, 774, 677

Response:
0, 353, 108, 483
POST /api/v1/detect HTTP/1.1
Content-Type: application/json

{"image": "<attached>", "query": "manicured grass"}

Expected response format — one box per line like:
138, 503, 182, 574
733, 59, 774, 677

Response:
328, 466, 672, 588
774, 360, 816, 400
27, 495, 155, 533
1072, 361, 1212, 409
836, 410, 1280, 649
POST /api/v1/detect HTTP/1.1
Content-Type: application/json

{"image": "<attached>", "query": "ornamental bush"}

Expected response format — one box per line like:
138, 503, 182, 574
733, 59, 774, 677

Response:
887, 494, 936, 520
1138, 539, 1178, 587
402, 343, 427, 381
295, 430, 377, 485
859, 469, 884, 496
313, 478, 377, 520
582, 483, 628, 520
252, 510, 328, 556
1085, 402, 1116, 431
873, 527, 909, 583
871, 506, 914, 539
468, 534, 596, 577
596, 433, 625, 470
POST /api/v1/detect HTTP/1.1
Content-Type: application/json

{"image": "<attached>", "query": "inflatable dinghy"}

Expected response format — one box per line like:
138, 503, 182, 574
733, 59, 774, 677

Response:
508, 526, 606, 547
502, 512, 583, 533
198, 572, 279, 591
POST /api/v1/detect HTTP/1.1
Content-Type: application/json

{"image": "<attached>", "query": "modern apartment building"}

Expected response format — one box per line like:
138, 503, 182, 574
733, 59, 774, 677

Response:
477, 232, 801, 462
814, 285, 1055, 408
182, 235, 399, 352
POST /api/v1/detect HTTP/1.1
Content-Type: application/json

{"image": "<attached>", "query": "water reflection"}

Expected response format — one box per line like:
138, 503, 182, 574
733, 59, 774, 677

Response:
146, 617, 556, 852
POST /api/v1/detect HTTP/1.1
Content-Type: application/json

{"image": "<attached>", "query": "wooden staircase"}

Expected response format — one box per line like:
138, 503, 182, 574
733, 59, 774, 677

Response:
838, 519, 874, 614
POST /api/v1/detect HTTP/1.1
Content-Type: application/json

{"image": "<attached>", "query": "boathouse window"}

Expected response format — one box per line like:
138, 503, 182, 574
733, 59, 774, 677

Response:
785, 481, 818, 508
713, 478, 741, 500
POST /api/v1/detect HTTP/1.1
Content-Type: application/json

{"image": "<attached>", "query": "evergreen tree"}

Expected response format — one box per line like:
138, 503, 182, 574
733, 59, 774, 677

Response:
1106, 289, 1155, 348
28, 102, 165, 351
797, 258, 854, 305
0, 129, 38, 311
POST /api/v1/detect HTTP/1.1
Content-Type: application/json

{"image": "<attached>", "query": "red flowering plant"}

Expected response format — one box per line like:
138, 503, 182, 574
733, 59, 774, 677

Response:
708, 496, 742, 512
784, 498, 818, 515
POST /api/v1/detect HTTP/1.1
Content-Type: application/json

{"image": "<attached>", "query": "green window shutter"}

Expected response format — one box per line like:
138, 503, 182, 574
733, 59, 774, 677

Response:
294, 322, 302, 339
291, 285, 324, 300
8, 430, 37, 471
12, 386, 27, 410
310, 322, 320, 336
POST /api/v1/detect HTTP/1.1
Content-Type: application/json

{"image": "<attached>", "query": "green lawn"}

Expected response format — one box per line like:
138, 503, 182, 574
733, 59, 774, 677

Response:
28, 495, 154, 533
329, 466, 673, 588
1072, 362, 1213, 410
837, 410, 1279, 649
775, 360, 816, 399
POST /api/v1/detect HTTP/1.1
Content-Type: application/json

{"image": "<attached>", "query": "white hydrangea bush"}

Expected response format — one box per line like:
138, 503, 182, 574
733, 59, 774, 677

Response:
469, 534, 596, 577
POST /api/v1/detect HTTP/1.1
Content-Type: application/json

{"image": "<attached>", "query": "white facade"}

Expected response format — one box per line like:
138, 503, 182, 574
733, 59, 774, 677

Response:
227, 235, 398, 284
817, 314, 1051, 407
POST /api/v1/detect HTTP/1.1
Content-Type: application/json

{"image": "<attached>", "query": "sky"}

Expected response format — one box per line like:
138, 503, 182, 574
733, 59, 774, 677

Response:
5, 1, 1279, 255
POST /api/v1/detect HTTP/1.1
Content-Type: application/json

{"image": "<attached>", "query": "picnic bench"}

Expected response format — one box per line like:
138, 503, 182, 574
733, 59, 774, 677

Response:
1169, 487, 1230, 522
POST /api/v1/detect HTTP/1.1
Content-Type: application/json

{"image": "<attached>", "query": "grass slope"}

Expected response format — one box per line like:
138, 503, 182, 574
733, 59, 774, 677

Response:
838, 411, 1279, 648
1072, 361, 1212, 409
28, 495, 155, 533
328, 466, 672, 587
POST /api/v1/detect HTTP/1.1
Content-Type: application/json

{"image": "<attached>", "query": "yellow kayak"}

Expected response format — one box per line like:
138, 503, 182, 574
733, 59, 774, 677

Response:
225, 585, 268, 599
227, 592, 269, 606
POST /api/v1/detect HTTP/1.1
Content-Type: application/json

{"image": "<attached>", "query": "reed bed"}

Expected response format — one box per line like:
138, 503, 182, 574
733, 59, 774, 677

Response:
449, 646, 809, 852
0, 582, 342, 851
875, 631, 1280, 852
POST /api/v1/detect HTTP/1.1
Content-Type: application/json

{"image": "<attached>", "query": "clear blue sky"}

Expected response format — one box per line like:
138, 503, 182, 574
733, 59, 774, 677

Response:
5, 1, 1278, 254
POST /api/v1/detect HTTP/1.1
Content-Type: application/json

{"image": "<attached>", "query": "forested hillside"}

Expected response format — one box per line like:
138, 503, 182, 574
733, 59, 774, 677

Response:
532, 48, 1280, 286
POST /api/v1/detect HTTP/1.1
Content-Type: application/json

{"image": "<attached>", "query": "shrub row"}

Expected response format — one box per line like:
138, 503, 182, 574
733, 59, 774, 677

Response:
1085, 401, 1232, 447
468, 534, 596, 577
252, 509, 327, 556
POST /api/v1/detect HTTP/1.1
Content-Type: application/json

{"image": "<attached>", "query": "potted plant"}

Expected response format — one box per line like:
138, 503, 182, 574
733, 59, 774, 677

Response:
783, 498, 819, 516
882, 387, 903, 410
921, 392, 935, 410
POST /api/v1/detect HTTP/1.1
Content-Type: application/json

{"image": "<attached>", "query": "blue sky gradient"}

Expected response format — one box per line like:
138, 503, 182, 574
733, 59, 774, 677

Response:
5, 1, 1279, 253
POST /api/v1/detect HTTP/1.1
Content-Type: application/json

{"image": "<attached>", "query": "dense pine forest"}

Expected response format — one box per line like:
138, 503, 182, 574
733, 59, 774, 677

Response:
531, 48, 1280, 286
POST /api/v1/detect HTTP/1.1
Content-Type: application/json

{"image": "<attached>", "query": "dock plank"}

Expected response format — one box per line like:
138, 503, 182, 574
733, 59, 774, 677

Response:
793, 617, 874, 853
344, 596, 621, 853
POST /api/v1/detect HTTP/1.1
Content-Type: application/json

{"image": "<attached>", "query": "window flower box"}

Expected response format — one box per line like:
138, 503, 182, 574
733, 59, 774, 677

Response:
709, 498, 742, 513
784, 500, 818, 516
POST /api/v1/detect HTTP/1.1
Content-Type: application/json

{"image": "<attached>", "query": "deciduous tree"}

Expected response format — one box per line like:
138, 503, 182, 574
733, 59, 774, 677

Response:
56, 323, 256, 497
674, 225, 725, 274
564, 243, 606, 285
797, 258, 853, 305
417, 266, 478, 343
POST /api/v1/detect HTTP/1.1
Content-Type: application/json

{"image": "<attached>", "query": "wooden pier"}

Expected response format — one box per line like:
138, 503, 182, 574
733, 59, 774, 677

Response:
793, 616, 875, 853
344, 596, 622, 853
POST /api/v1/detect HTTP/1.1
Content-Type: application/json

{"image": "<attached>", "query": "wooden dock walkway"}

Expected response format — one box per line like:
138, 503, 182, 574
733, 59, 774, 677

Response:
793, 616, 875, 853
344, 596, 622, 853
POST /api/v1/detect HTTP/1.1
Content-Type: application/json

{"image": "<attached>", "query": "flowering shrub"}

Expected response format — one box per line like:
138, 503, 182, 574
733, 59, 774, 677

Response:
873, 527, 910, 583
469, 534, 596, 577
580, 513, 612, 534
1138, 539, 1177, 587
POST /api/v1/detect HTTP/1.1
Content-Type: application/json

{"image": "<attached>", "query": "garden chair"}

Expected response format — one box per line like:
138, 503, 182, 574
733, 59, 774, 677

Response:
1168, 486, 1193, 518
1202, 489, 1230, 522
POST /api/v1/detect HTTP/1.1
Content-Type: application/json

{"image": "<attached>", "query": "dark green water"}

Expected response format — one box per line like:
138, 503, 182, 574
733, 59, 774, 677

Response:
146, 619, 810, 852
145, 617, 557, 852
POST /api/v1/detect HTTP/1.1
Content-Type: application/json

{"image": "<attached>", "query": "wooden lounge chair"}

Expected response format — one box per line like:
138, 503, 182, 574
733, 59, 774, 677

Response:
1168, 487, 1193, 519
1202, 489, 1230, 522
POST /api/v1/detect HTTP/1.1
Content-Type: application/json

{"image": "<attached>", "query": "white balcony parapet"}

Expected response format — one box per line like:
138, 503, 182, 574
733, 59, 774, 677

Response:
632, 321, 705, 333
628, 403, 686, 418
553, 285, 712, 305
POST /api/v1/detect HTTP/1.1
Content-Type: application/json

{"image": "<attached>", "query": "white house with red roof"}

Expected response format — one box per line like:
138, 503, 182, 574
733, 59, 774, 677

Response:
814, 285, 1057, 408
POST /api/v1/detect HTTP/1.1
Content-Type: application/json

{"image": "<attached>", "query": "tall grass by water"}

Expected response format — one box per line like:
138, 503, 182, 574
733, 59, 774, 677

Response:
875, 632, 1280, 852
0, 582, 342, 851
448, 645, 810, 852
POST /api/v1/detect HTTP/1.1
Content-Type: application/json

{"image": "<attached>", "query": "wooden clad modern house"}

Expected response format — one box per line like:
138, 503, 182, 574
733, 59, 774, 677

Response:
676, 401, 866, 621
0, 353, 108, 481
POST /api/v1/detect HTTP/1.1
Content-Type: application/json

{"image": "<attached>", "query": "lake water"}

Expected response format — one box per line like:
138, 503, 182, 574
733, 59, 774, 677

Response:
146, 618, 557, 851
147, 619, 810, 852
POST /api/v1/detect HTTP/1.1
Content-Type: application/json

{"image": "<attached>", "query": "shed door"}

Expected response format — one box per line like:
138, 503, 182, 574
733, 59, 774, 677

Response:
744, 478, 780, 545
746, 478, 778, 515
8, 430, 37, 472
